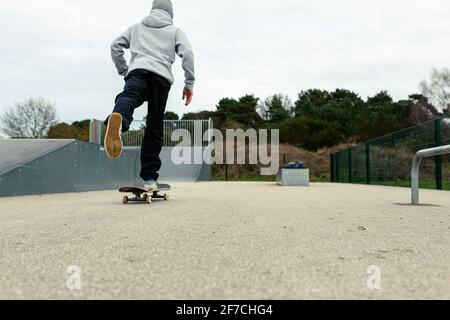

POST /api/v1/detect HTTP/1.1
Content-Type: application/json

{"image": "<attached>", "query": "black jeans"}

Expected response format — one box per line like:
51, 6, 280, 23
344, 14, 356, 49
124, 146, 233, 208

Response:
106, 69, 171, 181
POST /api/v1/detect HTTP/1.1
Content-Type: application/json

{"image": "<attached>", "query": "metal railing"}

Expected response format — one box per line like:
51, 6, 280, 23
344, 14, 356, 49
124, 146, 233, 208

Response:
411, 145, 450, 204
90, 118, 213, 147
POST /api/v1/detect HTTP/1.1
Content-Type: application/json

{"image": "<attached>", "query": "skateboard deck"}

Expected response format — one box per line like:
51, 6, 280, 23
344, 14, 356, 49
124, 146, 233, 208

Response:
119, 184, 171, 204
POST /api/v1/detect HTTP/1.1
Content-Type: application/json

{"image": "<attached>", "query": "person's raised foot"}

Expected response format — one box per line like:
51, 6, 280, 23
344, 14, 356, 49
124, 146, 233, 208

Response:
104, 113, 123, 160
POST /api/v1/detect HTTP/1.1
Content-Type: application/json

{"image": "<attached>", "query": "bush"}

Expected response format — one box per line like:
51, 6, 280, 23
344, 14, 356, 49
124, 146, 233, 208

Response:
276, 117, 344, 152
47, 120, 90, 142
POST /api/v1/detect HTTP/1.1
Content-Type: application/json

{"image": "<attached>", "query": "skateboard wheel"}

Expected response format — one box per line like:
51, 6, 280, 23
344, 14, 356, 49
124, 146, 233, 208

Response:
164, 194, 169, 201
146, 196, 152, 204
143, 194, 148, 202
123, 196, 129, 204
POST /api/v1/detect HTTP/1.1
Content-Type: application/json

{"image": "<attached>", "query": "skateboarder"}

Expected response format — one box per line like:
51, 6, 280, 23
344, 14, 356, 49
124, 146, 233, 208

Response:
104, 0, 195, 191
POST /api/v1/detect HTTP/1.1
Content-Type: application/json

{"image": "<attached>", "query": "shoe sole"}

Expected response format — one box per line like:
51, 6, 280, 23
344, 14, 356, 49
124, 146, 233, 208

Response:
104, 113, 123, 160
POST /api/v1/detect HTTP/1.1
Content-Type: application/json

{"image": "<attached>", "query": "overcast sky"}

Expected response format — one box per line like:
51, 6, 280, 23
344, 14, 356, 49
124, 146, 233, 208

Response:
1, 0, 449, 123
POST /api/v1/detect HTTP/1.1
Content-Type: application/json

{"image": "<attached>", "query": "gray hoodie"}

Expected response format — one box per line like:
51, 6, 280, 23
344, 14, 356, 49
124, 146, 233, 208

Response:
111, 9, 195, 90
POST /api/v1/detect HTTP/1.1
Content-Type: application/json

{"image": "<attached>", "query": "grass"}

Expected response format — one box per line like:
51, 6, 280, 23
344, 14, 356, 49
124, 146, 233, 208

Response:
373, 180, 450, 190
340, 179, 450, 190
225, 175, 277, 182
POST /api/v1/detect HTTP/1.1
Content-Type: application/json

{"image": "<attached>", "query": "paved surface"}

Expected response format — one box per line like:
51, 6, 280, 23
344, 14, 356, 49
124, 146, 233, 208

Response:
0, 182, 449, 300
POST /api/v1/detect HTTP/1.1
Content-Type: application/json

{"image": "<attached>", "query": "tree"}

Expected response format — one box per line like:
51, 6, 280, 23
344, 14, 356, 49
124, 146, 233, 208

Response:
354, 91, 411, 141
164, 112, 180, 120
293, 89, 332, 118
71, 120, 91, 141
215, 95, 262, 128
143, 112, 180, 122
366, 90, 393, 107
0, 98, 58, 138
47, 120, 91, 142
47, 123, 80, 140
407, 94, 441, 126
260, 94, 293, 123
420, 68, 450, 113
276, 117, 344, 152
294, 89, 364, 136
182, 111, 213, 120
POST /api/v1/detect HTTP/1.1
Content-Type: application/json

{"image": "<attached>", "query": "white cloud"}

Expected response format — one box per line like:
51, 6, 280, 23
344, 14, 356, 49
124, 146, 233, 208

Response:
0, 0, 449, 123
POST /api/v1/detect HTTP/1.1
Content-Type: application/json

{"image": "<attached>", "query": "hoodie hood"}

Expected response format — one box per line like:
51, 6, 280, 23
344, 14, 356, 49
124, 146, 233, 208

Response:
142, 9, 173, 28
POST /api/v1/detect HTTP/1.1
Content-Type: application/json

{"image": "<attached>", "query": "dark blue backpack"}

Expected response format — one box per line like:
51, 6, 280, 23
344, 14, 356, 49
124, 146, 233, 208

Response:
283, 161, 305, 169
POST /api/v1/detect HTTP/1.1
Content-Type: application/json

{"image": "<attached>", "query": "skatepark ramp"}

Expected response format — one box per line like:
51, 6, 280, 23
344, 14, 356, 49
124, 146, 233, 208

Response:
0, 139, 212, 197
0, 139, 140, 197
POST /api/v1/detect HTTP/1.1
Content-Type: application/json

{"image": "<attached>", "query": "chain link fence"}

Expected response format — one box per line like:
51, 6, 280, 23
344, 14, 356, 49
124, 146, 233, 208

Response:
331, 117, 450, 190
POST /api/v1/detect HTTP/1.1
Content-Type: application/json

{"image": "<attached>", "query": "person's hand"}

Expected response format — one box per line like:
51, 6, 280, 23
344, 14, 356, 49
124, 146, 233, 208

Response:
183, 88, 194, 106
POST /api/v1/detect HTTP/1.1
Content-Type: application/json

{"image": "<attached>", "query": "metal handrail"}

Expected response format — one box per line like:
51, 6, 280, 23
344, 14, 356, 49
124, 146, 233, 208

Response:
411, 145, 450, 204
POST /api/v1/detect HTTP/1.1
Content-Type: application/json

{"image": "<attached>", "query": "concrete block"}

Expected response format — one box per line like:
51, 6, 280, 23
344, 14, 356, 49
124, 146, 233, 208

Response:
277, 168, 310, 186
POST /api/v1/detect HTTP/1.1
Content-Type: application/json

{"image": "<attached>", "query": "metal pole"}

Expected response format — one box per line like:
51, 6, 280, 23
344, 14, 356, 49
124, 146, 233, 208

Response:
330, 153, 335, 182
411, 153, 421, 205
97, 120, 102, 146
434, 119, 443, 190
89, 120, 95, 144
366, 143, 371, 185
348, 148, 353, 183
206, 118, 213, 165
208, 118, 212, 146
391, 133, 396, 146
411, 145, 450, 204
89, 120, 101, 145
336, 152, 340, 182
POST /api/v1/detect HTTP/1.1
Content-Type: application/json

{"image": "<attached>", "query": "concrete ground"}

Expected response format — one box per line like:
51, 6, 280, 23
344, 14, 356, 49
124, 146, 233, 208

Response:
0, 182, 449, 300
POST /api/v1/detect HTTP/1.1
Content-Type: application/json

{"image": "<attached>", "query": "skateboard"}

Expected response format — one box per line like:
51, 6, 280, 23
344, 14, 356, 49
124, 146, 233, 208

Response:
119, 184, 171, 204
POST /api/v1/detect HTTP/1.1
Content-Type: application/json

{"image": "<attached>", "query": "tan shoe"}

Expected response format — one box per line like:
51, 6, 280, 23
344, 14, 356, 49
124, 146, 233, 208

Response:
104, 113, 123, 160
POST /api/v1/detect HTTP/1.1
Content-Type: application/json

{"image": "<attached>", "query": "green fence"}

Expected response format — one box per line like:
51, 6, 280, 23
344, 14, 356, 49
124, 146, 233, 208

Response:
331, 117, 450, 190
